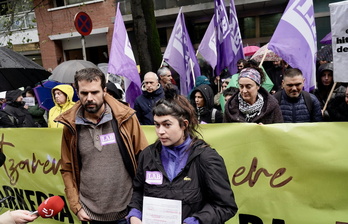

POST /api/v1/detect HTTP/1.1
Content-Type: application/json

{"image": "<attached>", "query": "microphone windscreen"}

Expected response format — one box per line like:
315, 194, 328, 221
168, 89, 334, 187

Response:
37, 196, 65, 218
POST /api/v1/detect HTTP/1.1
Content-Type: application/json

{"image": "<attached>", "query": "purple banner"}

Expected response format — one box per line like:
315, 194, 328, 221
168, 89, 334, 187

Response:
268, 0, 317, 91
197, 15, 217, 69
228, 0, 245, 74
163, 8, 201, 96
108, 3, 141, 107
214, 0, 234, 76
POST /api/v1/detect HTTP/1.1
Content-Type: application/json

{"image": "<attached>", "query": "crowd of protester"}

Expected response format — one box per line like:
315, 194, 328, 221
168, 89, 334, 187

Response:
0, 58, 347, 128
1, 59, 347, 223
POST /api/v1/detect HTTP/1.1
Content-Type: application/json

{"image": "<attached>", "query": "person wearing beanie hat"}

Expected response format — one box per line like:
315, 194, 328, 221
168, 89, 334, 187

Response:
3, 89, 37, 127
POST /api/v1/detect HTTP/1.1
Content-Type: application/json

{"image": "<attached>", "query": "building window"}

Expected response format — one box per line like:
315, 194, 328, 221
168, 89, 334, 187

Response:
54, 0, 94, 7
0, 0, 36, 32
239, 13, 281, 40
240, 17, 256, 39
260, 13, 282, 37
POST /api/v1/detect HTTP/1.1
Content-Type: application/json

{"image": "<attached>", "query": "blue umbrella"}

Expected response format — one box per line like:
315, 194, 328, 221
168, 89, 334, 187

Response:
33, 81, 78, 111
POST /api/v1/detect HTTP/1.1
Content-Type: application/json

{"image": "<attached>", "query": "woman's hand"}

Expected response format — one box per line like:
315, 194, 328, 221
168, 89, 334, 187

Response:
130, 216, 142, 224
10, 210, 38, 224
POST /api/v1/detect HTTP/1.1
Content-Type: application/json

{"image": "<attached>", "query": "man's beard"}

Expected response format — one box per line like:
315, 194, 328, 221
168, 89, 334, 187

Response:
83, 102, 103, 114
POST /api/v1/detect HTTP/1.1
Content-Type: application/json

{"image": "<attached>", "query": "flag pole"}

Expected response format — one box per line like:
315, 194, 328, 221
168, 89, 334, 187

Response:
322, 82, 337, 116
190, 59, 196, 86
258, 48, 268, 68
160, 57, 164, 68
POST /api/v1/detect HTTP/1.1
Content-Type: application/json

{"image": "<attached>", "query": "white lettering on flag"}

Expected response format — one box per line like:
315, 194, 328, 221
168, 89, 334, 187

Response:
173, 23, 184, 57
282, 0, 316, 59
173, 22, 190, 72
125, 37, 136, 63
215, 1, 229, 40
208, 30, 217, 55
230, 13, 242, 55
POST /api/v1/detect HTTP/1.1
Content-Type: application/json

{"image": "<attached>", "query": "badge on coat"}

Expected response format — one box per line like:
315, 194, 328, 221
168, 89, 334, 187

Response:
100, 133, 116, 146
145, 171, 163, 185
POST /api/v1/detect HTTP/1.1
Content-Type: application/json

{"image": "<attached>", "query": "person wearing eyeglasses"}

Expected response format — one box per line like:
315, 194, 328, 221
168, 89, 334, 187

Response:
273, 68, 322, 123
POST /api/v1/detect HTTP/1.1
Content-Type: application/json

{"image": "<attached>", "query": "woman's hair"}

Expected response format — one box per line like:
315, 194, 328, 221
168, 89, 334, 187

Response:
153, 84, 200, 139
74, 68, 106, 92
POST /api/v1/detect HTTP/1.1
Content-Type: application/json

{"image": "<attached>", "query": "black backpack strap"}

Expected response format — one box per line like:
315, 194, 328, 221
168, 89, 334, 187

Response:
274, 91, 282, 104
111, 118, 136, 178
302, 91, 313, 116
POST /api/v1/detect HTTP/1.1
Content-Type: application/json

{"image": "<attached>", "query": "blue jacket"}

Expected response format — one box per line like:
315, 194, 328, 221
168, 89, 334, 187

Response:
134, 86, 164, 125
278, 90, 322, 123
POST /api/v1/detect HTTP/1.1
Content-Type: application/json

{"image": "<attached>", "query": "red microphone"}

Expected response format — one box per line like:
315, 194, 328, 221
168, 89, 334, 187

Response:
33, 196, 65, 218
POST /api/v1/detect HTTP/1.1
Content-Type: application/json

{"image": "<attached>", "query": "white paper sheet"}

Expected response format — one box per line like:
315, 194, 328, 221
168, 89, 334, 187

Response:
142, 196, 182, 224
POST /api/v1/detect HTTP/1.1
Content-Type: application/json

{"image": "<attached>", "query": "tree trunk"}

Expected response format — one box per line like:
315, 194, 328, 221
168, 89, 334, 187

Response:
131, 0, 162, 79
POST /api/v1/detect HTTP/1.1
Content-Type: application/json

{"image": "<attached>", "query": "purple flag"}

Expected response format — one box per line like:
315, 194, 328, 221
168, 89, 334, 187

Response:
268, 0, 317, 91
214, 0, 234, 76
108, 3, 141, 108
197, 15, 217, 69
228, 0, 245, 74
163, 8, 201, 96
320, 31, 331, 45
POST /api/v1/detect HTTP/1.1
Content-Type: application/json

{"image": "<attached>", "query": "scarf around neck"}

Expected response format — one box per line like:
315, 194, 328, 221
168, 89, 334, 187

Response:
238, 93, 264, 122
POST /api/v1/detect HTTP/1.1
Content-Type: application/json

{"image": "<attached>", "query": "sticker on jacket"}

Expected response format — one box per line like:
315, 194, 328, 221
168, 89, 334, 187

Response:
145, 171, 163, 185
100, 133, 116, 146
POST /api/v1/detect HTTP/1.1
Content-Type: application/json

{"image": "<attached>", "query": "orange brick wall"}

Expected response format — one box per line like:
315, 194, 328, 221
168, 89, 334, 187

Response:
34, 0, 117, 70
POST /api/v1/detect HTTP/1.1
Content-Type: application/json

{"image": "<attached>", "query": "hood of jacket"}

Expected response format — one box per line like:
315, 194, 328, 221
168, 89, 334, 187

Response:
190, 84, 214, 109
5, 89, 23, 103
51, 84, 75, 109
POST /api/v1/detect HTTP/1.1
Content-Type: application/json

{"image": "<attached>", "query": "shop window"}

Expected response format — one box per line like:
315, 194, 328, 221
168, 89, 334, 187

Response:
260, 13, 282, 37
240, 17, 256, 39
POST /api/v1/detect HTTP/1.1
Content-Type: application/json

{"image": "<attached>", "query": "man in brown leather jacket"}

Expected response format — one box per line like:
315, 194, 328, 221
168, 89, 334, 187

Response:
55, 68, 148, 224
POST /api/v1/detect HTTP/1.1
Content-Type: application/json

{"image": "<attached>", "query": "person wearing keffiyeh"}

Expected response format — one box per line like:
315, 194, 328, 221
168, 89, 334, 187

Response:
224, 67, 283, 124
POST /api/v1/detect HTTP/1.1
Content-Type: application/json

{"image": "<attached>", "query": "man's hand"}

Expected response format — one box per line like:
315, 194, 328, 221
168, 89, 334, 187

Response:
77, 208, 91, 222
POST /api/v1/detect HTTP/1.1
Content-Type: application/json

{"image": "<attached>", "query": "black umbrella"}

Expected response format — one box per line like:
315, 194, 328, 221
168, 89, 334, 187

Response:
0, 47, 51, 91
316, 45, 333, 62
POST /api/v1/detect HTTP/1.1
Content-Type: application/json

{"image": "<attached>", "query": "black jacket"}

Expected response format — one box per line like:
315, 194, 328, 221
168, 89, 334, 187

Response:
277, 90, 322, 123
326, 95, 348, 121
4, 103, 37, 127
134, 87, 164, 125
129, 139, 237, 223
190, 84, 223, 123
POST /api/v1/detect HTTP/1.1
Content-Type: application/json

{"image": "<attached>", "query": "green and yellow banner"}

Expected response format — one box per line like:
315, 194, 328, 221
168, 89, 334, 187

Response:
1, 123, 348, 224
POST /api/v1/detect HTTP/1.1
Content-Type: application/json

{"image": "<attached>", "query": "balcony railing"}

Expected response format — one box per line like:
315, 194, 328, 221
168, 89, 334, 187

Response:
0, 11, 36, 33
